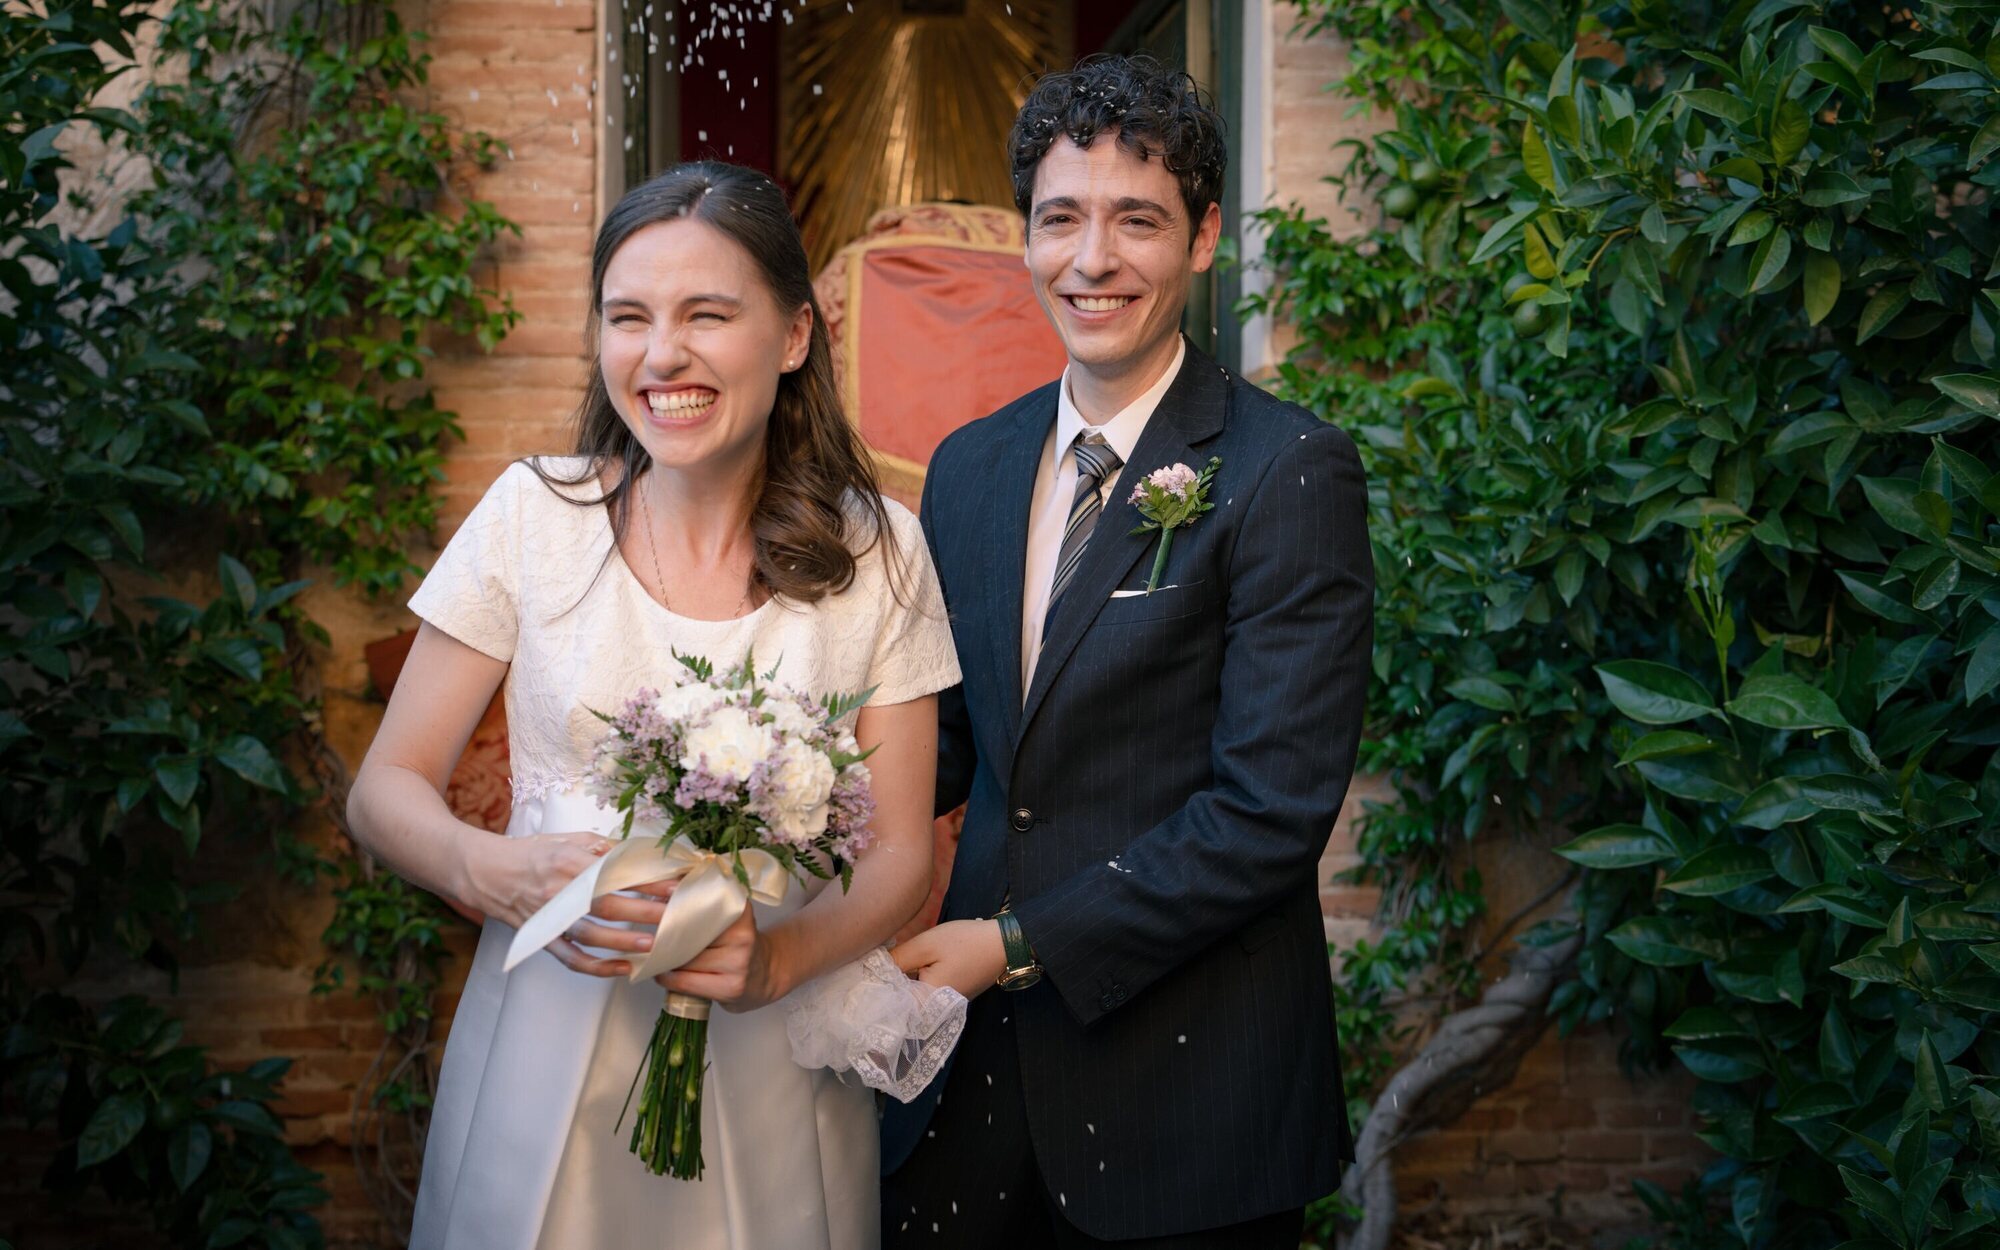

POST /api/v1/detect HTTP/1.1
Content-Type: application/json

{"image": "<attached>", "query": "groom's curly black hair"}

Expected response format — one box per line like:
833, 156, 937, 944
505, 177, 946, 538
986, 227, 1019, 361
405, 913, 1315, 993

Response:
1007, 53, 1228, 237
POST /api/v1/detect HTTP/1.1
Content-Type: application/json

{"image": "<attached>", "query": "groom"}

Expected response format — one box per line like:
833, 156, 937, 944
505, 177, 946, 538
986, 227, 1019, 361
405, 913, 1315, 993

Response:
885, 55, 1373, 1248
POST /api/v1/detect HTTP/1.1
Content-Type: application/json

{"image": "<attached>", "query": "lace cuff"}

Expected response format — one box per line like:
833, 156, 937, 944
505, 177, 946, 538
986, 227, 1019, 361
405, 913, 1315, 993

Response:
785, 948, 965, 1103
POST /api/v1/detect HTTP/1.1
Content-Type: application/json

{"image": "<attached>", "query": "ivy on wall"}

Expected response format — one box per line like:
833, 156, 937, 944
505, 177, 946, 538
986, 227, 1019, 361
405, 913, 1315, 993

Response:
1260, 0, 1998, 1245
2, 0, 514, 1242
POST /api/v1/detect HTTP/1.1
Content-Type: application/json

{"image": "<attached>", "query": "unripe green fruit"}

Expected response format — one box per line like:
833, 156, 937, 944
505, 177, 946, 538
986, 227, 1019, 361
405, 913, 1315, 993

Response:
1409, 159, 1442, 190
1512, 301, 1550, 335
1382, 184, 1420, 218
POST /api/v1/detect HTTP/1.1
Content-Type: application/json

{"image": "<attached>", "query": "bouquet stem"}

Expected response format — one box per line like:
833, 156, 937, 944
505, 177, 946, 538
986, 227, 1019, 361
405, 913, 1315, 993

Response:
620, 991, 711, 1180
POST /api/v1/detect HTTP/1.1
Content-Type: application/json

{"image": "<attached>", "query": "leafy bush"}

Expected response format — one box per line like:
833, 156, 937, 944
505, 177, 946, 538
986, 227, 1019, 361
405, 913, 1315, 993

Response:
1261, 0, 1998, 1243
3, 0, 512, 1240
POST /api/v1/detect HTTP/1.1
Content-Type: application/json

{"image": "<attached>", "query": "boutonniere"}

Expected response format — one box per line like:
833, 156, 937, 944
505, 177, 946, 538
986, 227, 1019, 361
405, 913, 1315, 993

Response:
1128, 457, 1221, 594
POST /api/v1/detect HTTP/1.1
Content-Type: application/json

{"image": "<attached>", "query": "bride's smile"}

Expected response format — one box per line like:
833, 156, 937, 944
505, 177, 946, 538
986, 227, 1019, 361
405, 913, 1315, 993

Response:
597, 215, 810, 481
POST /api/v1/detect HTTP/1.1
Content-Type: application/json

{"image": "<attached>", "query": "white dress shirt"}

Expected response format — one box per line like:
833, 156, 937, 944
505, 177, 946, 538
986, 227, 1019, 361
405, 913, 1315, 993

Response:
1020, 338, 1188, 692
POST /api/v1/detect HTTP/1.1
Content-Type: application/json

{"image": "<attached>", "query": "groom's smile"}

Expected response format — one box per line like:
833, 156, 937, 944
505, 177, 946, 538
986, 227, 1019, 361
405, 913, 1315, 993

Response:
1025, 133, 1220, 406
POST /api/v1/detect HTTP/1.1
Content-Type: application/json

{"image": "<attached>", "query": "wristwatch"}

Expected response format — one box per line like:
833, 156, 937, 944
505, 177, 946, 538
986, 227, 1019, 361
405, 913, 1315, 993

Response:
994, 908, 1042, 990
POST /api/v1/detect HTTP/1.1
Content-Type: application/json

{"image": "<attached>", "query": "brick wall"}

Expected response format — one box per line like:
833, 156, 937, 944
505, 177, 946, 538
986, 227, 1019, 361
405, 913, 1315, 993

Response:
1265, 5, 1709, 1234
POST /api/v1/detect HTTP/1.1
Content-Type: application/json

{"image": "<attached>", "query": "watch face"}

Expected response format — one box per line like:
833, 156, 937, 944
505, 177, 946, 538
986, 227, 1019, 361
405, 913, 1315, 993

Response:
998, 968, 1041, 991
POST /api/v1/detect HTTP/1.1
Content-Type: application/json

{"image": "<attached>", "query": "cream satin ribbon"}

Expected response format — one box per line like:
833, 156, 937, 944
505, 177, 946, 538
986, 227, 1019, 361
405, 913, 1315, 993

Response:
503, 820, 793, 984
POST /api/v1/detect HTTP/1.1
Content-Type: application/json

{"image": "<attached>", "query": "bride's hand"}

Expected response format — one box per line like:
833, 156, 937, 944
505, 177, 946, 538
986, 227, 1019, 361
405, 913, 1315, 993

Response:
657, 903, 780, 1011
458, 831, 674, 977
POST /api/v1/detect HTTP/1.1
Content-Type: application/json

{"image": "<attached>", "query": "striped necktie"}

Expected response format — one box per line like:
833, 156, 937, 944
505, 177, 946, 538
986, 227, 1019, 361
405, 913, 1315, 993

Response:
1045, 433, 1123, 632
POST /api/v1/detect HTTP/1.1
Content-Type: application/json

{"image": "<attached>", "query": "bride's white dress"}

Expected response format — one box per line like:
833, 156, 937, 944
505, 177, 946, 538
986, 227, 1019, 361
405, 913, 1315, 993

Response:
404, 459, 960, 1250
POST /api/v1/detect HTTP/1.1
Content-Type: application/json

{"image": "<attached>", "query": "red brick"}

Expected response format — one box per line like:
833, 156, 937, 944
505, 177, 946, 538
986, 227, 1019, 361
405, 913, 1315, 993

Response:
260, 1024, 346, 1051
428, 2, 596, 34
1448, 1105, 1519, 1132
1519, 1098, 1598, 1131
1318, 884, 1380, 917
274, 1086, 359, 1119
1483, 1130, 1562, 1164
428, 29, 596, 62
1603, 1100, 1684, 1130
1552, 1164, 1609, 1193
1564, 1130, 1647, 1162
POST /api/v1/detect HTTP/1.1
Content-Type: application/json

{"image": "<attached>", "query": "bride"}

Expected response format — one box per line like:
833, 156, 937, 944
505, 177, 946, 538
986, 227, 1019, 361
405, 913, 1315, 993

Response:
346, 161, 960, 1249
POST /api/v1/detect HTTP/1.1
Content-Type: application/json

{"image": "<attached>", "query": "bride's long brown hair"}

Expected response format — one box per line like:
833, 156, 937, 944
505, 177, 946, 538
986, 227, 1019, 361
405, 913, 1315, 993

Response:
532, 161, 892, 605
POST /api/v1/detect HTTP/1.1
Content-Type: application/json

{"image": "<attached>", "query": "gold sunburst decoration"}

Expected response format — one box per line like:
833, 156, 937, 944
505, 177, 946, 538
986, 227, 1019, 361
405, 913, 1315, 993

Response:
781, 0, 1070, 273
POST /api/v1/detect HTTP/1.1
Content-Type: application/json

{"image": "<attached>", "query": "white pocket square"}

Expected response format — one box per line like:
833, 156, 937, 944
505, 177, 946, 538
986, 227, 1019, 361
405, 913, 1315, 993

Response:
1110, 586, 1177, 599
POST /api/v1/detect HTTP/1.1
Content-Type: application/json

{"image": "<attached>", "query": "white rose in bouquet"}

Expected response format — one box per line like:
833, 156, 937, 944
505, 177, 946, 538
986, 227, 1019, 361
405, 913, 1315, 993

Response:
681, 704, 773, 785
759, 736, 837, 842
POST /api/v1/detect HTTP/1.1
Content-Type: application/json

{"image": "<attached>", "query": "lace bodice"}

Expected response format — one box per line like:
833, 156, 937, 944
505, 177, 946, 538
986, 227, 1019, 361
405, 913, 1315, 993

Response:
408, 458, 960, 803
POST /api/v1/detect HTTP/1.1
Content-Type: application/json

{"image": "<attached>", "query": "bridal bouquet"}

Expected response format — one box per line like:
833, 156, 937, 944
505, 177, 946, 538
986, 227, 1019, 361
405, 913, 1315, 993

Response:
504, 651, 876, 1180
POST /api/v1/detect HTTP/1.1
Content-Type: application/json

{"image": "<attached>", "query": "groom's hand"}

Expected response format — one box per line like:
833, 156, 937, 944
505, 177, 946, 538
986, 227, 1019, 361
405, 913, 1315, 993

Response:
892, 919, 1007, 1000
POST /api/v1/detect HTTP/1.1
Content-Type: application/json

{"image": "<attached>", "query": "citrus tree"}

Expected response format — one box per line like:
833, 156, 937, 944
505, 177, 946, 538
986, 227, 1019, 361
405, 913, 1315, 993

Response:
1259, 1, 1999, 1245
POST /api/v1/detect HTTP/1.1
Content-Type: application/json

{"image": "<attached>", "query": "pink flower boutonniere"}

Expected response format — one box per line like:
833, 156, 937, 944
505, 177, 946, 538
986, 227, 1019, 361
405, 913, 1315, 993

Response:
1128, 456, 1221, 594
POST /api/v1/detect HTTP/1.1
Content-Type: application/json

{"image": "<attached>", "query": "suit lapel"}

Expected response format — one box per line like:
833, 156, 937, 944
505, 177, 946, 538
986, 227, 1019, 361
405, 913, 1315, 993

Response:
988, 390, 1057, 746
1016, 346, 1229, 748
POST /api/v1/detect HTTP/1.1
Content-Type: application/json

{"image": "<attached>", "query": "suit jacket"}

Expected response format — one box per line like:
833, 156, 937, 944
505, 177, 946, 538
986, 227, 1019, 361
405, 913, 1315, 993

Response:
884, 342, 1372, 1238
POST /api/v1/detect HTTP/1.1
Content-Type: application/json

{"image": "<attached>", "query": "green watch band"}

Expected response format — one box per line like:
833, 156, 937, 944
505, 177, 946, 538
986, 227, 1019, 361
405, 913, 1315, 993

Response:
995, 910, 1041, 990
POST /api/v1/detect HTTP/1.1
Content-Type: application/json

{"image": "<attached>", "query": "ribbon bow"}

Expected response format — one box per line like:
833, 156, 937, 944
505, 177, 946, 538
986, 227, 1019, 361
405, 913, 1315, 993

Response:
504, 821, 792, 983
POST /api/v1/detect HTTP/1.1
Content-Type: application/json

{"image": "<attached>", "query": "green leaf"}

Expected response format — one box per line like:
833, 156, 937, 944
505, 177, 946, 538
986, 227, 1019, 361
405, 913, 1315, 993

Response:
155, 756, 200, 809
1967, 629, 2000, 703
1912, 557, 1959, 611
1804, 252, 1841, 324
214, 735, 287, 793
1736, 777, 1818, 829
1836, 571, 1929, 625
1831, 954, 1906, 985
1523, 219, 1558, 279
1545, 545, 1584, 606
1554, 824, 1675, 869
1770, 100, 1809, 166
1797, 774, 1897, 815
76, 1093, 144, 1168
1808, 27, 1866, 76
1595, 661, 1719, 724
1607, 916, 1715, 966
1915, 1031, 1954, 1112
211, 1099, 283, 1137
1682, 88, 1753, 127
1636, 754, 1745, 801
1858, 477, 1927, 537
1521, 123, 1557, 193
1932, 372, 2000, 418
1728, 210, 1774, 247
1445, 675, 1516, 711
1470, 205, 1537, 265
1916, 903, 2000, 941
1780, 884, 1885, 927
1840, 1166, 1903, 1238
1725, 673, 1850, 730
169, 1121, 212, 1191
1777, 1082, 1853, 1122
1674, 1042, 1764, 1082
218, 554, 257, 612
1663, 844, 1774, 896
1750, 230, 1791, 293
1663, 1006, 1749, 1040
1856, 284, 1910, 345
1620, 731, 1717, 764
1972, 115, 2000, 168
1802, 169, 1869, 207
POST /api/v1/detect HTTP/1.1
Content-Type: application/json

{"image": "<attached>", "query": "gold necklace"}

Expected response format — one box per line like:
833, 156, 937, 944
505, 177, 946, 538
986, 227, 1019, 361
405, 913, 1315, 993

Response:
636, 472, 755, 618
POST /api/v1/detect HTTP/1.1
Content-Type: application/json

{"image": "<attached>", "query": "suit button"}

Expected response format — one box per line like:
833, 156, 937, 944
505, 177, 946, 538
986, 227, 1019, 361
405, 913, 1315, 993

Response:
1112, 985, 1128, 1003
1011, 808, 1033, 832
1098, 992, 1117, 1011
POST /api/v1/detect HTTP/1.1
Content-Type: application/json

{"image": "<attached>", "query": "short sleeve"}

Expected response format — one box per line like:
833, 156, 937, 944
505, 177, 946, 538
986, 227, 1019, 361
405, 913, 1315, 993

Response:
865, 501, 962, 706
407, 462, 528, 662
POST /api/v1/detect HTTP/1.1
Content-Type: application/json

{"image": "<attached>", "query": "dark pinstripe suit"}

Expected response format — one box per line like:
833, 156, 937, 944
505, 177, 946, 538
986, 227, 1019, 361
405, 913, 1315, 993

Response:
882, 342, 1372, 1243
